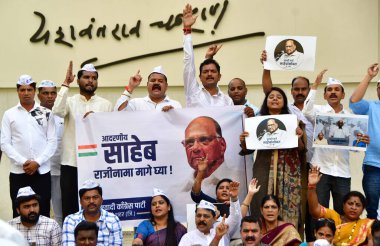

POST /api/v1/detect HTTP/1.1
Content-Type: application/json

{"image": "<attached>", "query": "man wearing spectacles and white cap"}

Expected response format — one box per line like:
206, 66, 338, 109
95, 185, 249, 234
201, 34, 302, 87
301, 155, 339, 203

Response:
350, 63, 380, 220
179, 181, 241, 246
37, 80, 64, 227
62, 179, 122, 246
1, 75, 57, 219
303, 71, 369, 215
114, 65, 182, 111
52, 62, 113, 220
8, 186, 62, 245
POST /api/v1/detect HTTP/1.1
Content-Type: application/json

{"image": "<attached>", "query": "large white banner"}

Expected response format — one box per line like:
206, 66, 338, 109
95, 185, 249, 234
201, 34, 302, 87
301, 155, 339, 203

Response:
75, 106, 251, 227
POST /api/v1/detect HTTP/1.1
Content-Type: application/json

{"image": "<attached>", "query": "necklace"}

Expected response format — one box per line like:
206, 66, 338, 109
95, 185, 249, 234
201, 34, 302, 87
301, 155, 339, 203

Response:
337, 219, 358, 245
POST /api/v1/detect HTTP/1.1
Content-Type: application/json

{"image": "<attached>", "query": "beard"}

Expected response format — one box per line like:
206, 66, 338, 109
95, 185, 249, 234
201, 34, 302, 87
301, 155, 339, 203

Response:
20, 212, 39, 224
79, 84, 97, 94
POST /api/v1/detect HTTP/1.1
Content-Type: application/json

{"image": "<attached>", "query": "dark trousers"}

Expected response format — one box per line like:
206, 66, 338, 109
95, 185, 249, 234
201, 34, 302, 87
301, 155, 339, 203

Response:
316, 173, 351, 214
61, 165, 79, 220
362, 165, 380, 219
10, 172, 51, 218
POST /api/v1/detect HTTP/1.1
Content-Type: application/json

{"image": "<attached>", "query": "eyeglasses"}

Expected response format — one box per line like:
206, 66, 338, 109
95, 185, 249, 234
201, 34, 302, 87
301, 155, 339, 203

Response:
182, 135, 221, 148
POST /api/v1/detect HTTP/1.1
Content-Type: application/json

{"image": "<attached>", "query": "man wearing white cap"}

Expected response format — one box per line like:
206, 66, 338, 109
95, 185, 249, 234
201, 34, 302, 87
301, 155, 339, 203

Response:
182, 4, 233, 108
37, 80, 64, 226
114, 66, 182, 111
62, 179, 122, 246
1, 75, 57, 218
8, 186, 62, 245
350, 63, 380, 219
179, 181, 242, 246
53, 62, 113, 220
303, 71, 358, 214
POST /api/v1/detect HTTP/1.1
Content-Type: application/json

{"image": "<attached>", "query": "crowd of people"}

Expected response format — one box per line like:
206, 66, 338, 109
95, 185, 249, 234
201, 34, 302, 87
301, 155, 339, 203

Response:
0, 3, 380, 246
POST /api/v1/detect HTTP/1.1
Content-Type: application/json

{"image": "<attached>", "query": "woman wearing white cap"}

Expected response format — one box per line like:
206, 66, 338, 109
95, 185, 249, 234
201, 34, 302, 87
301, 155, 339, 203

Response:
132, 188, 187, 246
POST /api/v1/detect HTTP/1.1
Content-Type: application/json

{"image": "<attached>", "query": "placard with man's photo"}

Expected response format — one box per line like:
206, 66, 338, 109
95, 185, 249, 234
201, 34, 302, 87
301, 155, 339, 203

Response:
264, 35, 317, 71
313, 113, 369, 151
245, 114, 298, 150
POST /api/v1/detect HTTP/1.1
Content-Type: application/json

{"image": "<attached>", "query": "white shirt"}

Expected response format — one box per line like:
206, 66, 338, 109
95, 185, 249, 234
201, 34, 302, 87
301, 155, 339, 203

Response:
1, 103, 56, 174
52, 86, 113, 167
329, 125, 350, 138
261, 128, 286, 148
288, 103, 314, 162
183, 34, 233, 108
179, 199, 241, 246
50, 115, 64, 176
115, 95, 182, 111
303, 89, 351, 178
277, 50, 304, 69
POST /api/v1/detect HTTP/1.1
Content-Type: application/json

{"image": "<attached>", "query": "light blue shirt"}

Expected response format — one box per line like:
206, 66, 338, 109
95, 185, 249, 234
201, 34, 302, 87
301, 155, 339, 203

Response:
349, 99, 380, 168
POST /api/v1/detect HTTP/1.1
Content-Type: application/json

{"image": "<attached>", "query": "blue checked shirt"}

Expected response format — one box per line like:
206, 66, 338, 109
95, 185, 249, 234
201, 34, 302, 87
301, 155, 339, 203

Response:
8, 215, 62, 246
62, 209, 122, 246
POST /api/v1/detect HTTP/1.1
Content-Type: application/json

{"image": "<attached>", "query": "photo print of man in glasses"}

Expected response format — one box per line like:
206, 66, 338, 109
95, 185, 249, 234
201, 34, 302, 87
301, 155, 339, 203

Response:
181, 116, 229, 193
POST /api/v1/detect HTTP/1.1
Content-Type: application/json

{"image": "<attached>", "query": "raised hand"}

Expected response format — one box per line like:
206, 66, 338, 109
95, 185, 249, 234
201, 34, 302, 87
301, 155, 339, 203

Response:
308, 166, 322, 185
197, 157, 208, 173
367, 63, 379, 78
182, 4, 197, 28
312, 69, 328, 90
248, 178, 261, 195
215, 215, 229, 238
205, 44, 222, 59
63, 61, 75, 86
229, 181, 240, 200
128, 69, 142, 92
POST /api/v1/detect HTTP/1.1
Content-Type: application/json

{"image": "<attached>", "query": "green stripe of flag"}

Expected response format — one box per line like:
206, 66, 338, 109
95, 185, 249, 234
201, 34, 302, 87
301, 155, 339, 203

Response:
78, 152, 98, 157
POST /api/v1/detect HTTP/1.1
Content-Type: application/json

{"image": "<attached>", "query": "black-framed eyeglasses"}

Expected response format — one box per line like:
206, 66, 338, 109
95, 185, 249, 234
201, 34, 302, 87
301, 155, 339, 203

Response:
181, 135, 221, 148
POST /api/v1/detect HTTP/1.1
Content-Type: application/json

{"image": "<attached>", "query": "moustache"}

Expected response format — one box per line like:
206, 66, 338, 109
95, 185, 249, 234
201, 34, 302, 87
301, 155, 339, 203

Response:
296, 94, 305, 98
28, 212, 38, 218
197, 221, 207, 226
206, 76, 214, 80
245, 236, 256, 241
329, 94, 337, 98
152, 84, 161, 90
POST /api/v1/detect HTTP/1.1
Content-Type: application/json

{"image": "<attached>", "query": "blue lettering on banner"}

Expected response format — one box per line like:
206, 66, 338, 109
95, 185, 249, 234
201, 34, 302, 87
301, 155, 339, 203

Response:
102, 197, 151, 221
101, 134, 157, 164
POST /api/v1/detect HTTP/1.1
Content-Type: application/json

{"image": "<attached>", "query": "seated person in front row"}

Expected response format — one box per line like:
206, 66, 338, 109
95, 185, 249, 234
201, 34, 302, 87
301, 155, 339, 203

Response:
308, 166, 374, 245
132, 188, 187, 245
257, 195, 302, 246
74, 220, 98, 246
238, 216, 263, 246
179, 181, 242, 245
8, 186, 62, 245
62, 180, 123, 246
191, 157, 261, 218
300, 218, 336, 246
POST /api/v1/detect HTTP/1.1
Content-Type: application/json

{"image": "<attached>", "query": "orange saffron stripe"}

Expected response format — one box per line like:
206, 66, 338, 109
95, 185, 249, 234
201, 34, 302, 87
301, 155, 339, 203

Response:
78, 144, 97, 149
